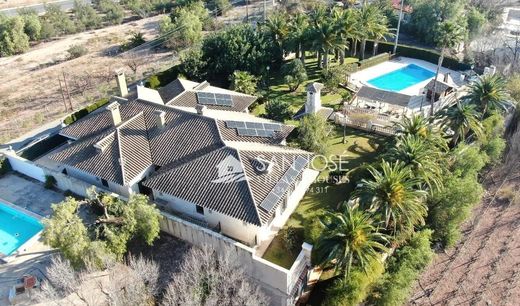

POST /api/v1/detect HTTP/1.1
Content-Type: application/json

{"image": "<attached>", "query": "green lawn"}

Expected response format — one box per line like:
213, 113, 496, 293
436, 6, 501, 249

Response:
261, 126, 387, 269
252, 54, 358, 119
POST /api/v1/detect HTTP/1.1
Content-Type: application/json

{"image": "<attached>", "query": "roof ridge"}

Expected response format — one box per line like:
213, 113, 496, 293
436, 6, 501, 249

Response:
115, 125, 126, 185
235, 149, 263, 226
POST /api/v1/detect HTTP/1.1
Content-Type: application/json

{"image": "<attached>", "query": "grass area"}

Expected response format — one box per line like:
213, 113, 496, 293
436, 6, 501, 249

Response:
251, 53, 358, 120
261, 126, 387, 269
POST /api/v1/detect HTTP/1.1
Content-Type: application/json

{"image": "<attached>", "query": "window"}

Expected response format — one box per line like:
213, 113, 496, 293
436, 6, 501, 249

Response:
62, 168, 68, 175
196, 205, 204, 215
101, 178, 109, 187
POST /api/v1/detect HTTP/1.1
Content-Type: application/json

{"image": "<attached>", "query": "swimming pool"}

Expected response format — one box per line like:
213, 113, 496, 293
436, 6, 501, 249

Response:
367, 64, 435, 92
0, 202, 43, 256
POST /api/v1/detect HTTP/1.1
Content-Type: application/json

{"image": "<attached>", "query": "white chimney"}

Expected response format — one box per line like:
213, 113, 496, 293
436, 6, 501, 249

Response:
306, 82, 324, 114
93, 142, 105, 153
115, 69, 128, 97
154, 110, 166, 129
196, 104, 207, 115
106, 102, 121, 126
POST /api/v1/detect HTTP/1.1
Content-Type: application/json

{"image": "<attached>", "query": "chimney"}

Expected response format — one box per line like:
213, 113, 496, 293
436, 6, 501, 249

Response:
196, 104, 206, 115
115, 69, 128, 97
106, 102, 121, 126
305, 82, 324, 114
93, 140, 106, 154
154, 110, 166, 129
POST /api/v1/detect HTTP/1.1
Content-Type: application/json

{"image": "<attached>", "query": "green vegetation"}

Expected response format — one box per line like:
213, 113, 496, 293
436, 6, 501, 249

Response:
282, 59, 308, 92
42, 190, 161, 268
298, 114, 331, 155
67, 44, 88, 59
63, 97, 110, 125
229, 71, 258, 96
44, 175, 57, 189
0, 156, 11, 176
265, 99, 292, 122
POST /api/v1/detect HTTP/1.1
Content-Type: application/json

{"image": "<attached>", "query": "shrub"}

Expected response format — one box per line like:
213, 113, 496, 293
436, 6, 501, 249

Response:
321, 65, 347, 94
0, 157, 12, 176
63, 98, 110, 125
298, 113, 331, 154
67, 44, 88, 59
357, 52, 392, 70
369, 230, 434, 306
45, 175, 57, 189
281, 59, 307, 92
265, 99, 292, 122
325, 258, 385, 306
148, 75, 161, 89
281, 226, 303, 252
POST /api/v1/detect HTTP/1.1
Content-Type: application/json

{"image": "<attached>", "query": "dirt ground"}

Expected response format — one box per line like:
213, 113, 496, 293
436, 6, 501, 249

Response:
408, 157, 520, 305
0, 0, 44, 10
0, 14, 174, 144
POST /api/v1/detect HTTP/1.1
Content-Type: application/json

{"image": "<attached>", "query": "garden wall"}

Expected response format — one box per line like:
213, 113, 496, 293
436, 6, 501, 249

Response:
2, 151, 46, 182
159, 212, 312, 306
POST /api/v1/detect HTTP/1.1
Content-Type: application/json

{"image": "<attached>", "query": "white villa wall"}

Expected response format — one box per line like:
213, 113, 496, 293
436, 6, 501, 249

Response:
154, 190, 260, 245
159, 212, 311, 306
3, 151, 45, 182
66, 166, 132, 197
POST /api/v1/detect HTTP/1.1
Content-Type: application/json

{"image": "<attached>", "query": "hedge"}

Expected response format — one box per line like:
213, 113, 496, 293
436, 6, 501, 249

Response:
144, 65, 181, 89
370, 40, 471, 71
63, 98, 110, 125
358, 52, 393, 70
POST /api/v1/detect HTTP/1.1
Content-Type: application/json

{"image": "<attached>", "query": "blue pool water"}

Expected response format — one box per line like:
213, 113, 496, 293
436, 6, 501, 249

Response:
367, 64, 435, 92
0, 202, 43, 256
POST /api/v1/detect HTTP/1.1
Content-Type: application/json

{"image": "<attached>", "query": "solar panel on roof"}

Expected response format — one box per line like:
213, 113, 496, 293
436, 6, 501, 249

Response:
225, 120, 282, 138
197, 92, 234, 107
259, 157, 309, 212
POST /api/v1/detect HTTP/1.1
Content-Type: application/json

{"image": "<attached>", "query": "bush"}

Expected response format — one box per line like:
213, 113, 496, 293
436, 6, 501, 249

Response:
321, 65, 347, 94
67, 44, 88, 59
281, 226, 303, 252
357, 52, 392, 70
63, 98, 110, 125
148, 75, 161, 89
325, 258, 385, 306
265, 99, 292, 122
0, 157, 12, 176
369, 230, 434, 306
45, 175, 57, 189
99, 0, 125, 25
281, 59, 307, 92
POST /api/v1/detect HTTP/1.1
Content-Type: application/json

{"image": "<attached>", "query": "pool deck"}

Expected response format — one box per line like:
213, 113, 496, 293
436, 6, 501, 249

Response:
0, 173, 63, 306
350, 57, 462, 96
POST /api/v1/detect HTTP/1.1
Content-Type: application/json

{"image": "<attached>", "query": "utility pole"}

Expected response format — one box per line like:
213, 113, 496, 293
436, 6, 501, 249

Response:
393, 0, 405, 54
263, 0, 267, 22
246, 0, 249, 22
62, 71, 73, 110
58, 77, 69, 111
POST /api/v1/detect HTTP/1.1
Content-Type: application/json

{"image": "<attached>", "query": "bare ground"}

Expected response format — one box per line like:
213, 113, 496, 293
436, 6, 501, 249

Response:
0, 14, 174, 143
409, 157, 520, 305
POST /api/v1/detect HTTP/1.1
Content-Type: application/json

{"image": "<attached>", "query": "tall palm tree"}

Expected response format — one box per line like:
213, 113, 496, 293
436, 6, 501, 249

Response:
438, 100, 484, 145
265, 12, 290, 56
394, 114, 448, 150
466, 74, 511, 118
354, 160, 427, 236
288, 12, 309, 63
370, 16, 392, 56
316, 204, 388, 277
357, 5, 384, 60
332, 8, 360, 64
386, 135, 445, 191
429, 21, 465, 115
312, 20, 346, 69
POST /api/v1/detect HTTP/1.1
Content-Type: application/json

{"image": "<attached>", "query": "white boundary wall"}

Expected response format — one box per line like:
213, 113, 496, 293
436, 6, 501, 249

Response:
3, 150, 45, 182
160, 212, 312, 306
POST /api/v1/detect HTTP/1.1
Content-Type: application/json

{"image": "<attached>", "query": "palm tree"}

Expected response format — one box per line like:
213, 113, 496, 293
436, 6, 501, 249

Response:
353, 160, 427, 236
332, 8, 360, 64
429, 21, 465, 115
312, 20, 347, 69
288, 13, 310, 63
438, 100, 484, 145
357, 5, 384, 60
316, 204, 388, 277
265, 12, 290, 56
386, 135, 445, 191
394, 114, 448, 150
466, 74, 511, 118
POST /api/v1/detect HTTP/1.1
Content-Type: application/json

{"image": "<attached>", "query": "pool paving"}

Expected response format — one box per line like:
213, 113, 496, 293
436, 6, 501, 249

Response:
0, 173, 64, 217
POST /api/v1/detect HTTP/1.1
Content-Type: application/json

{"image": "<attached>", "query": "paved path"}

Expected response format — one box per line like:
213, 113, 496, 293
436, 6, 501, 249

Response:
0, 0, 90, 16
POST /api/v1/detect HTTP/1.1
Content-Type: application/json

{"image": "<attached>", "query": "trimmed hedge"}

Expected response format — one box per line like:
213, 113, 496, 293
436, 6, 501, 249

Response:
358, 52, 393, 70
371, 41, 471, 71
63, 98, 110, 125
145, 65, 181, 89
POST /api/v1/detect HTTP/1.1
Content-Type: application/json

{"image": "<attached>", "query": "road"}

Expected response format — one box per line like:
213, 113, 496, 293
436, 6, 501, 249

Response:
0, 0, 91, 16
